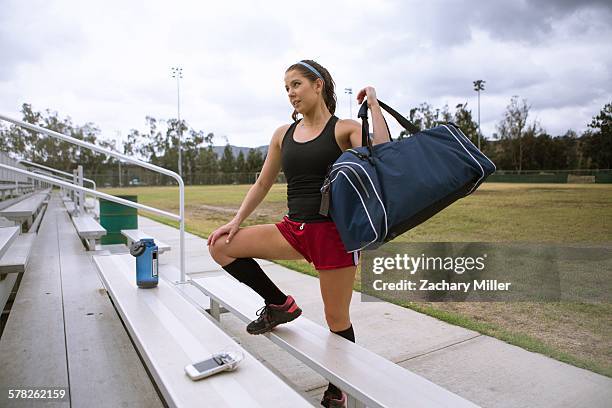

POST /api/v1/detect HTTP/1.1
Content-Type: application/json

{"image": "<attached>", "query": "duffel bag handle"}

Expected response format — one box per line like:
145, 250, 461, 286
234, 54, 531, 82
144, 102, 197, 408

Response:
358, 99, 420, 148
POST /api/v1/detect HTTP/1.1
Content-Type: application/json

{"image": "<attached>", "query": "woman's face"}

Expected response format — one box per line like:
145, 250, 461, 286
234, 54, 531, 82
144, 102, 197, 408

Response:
284, 69, 322, 114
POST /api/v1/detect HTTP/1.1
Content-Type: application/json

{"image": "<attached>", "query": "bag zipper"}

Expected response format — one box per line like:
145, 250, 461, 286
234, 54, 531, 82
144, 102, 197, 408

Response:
346, 148, 375, 166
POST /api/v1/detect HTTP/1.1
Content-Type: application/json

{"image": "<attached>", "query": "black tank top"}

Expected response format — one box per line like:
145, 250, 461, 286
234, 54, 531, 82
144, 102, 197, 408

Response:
281, 115, 342, 222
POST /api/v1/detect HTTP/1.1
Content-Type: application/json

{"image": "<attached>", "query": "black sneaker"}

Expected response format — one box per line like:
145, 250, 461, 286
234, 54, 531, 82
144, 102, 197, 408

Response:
246, 295, 302, 335
321, 389, 347, 408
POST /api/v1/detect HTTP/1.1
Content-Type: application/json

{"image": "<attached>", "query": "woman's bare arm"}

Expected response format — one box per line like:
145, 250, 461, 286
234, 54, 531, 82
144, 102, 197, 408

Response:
368, 99, 391, 145
356, 86, 391, 146
231, 125, 287, 225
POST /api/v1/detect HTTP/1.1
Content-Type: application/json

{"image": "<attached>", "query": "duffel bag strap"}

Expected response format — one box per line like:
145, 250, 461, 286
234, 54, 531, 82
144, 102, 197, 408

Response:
358, 99, 420, 148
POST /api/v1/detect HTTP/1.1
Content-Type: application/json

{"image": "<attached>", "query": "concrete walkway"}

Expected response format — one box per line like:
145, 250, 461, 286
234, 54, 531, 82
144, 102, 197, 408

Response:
136, 216, 612, 408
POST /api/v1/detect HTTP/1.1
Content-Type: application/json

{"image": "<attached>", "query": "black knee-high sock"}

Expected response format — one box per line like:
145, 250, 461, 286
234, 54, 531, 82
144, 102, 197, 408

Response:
327, 324, 355, 396
221, 257, 287, 306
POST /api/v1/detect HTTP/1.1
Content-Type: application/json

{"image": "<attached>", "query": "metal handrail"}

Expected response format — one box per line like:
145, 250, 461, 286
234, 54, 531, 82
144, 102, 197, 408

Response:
30, 169, 81, 203
0, 164, 179, 220
31, 169, 73, 184
0, 113, 186, 282
19, 159, 97, 190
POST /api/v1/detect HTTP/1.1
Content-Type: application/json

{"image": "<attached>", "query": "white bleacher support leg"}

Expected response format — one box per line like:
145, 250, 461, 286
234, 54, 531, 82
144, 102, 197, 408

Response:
72, 169, 77, 207
209, 299, 221, 321
78, 165, 85, 214
346, 394, 366, 408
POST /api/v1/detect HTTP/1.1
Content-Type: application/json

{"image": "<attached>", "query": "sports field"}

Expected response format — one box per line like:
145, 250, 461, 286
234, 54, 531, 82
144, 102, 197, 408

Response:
101, 182, 612, 377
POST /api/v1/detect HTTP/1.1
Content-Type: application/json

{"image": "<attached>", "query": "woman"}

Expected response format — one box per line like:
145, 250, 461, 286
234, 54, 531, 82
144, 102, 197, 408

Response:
207, 60, 390, 408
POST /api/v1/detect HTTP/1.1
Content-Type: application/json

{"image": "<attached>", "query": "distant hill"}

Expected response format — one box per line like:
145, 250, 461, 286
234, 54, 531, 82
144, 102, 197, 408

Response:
209, 145, 268, 159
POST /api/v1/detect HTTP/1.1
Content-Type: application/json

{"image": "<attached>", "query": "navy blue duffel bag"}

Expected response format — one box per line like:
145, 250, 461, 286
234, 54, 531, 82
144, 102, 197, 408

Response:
319, 99, 496, 252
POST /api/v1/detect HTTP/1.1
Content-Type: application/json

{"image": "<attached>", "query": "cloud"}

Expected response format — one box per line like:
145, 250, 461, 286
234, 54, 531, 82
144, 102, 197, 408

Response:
387, 0, 612, 47
0, 0, 610, 148
0, 0, 87, 80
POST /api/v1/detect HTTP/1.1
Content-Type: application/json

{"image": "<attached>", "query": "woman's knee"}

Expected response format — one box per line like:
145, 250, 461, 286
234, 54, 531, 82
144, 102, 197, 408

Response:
208, 234, 232, 264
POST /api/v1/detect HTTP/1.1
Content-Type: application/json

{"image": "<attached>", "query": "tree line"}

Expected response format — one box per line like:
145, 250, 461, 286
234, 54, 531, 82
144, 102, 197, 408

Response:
0, 99, 610, 185
0, 104, 265, 184
403, 98, 611, 171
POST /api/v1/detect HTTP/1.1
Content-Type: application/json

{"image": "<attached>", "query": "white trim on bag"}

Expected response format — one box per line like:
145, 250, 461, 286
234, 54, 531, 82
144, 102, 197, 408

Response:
451, 125, 497, 172
330, 160, 389, 239
441, 125, 485, 195
336, 170, 379, 252
325, 164, 370, 198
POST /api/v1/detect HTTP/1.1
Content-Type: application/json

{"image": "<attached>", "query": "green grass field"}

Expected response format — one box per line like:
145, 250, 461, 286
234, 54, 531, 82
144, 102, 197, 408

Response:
101, 183, 612, 377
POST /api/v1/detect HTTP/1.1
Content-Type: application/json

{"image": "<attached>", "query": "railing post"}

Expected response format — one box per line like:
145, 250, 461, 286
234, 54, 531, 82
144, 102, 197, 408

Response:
179, 177, 185, 283
78, 165, 85, 214
72, 169, 77, 205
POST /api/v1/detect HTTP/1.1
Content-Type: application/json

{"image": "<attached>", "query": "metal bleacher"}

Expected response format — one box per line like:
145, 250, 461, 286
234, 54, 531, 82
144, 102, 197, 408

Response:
0, 115, 489, 408
0, 118, 317, 407
0, 195, 167, 407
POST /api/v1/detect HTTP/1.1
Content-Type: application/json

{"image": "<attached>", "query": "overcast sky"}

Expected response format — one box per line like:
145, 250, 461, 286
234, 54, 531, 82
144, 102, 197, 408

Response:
1, 0, 611, 148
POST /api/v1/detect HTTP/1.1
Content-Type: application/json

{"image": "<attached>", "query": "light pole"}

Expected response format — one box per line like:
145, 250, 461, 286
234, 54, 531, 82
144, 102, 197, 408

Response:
116, 131, 122, 187
473, 79, 486, 150
171, 66, 183, 177
344, 88, 353, 118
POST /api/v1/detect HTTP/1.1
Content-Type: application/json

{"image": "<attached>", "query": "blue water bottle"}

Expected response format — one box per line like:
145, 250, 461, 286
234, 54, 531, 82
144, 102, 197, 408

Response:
129, 238, 159, 288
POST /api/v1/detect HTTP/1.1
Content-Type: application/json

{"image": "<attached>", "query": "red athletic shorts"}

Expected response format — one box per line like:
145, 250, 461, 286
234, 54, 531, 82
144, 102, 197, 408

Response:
275, 215, 360, 270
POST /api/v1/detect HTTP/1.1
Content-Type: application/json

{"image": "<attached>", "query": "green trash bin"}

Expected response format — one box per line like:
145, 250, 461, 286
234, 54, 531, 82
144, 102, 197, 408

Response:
100, 195, 138, 244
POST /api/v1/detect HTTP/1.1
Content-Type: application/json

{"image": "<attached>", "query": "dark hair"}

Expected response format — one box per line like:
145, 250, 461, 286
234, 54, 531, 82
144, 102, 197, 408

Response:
285, 59, 336, 122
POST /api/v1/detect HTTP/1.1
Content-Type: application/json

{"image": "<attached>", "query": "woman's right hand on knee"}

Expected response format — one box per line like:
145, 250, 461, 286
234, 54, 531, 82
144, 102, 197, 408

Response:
207, 219, 241, 246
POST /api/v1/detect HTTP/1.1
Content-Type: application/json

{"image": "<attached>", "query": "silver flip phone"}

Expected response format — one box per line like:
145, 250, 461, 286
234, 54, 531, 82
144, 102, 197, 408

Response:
184, 349, 244, 381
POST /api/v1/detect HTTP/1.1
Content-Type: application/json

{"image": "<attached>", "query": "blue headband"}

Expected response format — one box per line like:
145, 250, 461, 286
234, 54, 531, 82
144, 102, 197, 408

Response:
297, 61, 324, 82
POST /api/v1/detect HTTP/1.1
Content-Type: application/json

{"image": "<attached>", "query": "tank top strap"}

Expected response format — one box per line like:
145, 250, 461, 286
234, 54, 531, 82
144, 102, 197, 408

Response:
325, 115, 339, 146
281, 120, 301, 149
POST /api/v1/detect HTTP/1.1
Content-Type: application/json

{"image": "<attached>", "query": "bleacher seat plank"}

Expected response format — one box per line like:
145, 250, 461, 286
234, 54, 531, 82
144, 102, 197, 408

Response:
71, 214, 106, 250
0, 191, 36, 211
191, 275, 479, 408
64, 200, 77, 215
93, 253, 312, 408
0, 226, 19, 260
71, 215, 105, 237
121, 229, 171, 253
0, 184, 35, 198
0, 192, 47, 227
0, 232, 36, 274
85, 197, 96, 209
